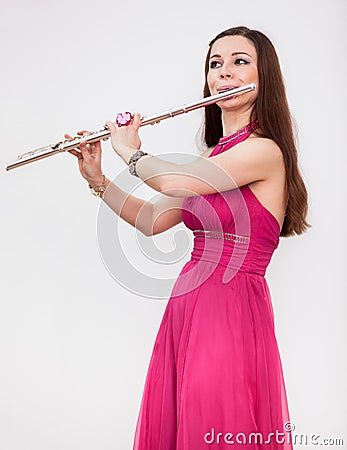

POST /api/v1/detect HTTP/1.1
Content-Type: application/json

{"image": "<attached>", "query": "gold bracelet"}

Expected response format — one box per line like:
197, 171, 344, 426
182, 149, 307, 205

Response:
88, 174, 106, 199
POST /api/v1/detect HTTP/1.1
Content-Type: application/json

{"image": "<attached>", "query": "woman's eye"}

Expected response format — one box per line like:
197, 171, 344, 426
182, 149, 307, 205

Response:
210, 58, 249, 69
235, 58, 249, 65
210, 60, 222, 69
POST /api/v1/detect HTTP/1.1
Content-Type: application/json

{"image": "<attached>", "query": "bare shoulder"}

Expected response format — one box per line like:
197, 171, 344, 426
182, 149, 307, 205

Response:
237, 136, 285, 178
245, 136, 287, 229
246, 136, 284, 159
198, 138, 282, 161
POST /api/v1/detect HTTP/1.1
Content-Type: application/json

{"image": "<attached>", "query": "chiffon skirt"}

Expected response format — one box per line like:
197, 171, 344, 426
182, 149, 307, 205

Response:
132, 257, 293, 450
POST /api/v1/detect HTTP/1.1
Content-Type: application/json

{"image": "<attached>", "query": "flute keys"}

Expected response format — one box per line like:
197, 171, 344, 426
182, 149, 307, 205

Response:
5, 83, 257, 171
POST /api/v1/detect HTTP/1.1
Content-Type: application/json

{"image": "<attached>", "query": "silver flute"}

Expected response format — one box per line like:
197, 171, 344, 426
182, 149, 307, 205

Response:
5, 83, 256, 171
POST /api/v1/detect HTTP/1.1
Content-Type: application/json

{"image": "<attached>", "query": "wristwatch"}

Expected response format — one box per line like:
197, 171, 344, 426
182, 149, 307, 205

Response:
128, 150, 149, 177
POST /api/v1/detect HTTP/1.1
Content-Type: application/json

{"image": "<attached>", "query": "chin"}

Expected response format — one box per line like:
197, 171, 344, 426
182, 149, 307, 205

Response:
217, 99, 239, 109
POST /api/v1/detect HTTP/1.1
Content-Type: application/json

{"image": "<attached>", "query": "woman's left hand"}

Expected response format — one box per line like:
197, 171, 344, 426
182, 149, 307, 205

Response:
105, 112, 142, 164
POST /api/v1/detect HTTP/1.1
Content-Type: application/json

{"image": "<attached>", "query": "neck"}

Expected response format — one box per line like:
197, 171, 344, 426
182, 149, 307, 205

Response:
221, 108, 253, 136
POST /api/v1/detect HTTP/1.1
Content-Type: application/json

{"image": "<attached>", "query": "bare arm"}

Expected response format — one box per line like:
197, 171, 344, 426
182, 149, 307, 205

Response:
107, 116, 283, 198
67, 126, 209, 237
100, 148, 217, 236
134, 138, 283, 197
102, 178, 185, 237
98, 147, 214, 236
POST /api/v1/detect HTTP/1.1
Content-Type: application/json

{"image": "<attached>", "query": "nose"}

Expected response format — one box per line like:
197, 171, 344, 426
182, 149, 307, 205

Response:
219, 62, 233, 79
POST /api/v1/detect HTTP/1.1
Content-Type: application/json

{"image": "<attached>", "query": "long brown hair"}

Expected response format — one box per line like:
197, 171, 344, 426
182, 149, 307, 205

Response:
202, 26, 311, 237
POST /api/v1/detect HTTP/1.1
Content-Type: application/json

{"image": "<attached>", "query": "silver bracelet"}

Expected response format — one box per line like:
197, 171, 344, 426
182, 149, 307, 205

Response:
128, 150, 150, 177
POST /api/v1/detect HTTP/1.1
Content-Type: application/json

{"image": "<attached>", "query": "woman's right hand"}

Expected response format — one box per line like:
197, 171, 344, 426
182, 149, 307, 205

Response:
65, 130, 104, 187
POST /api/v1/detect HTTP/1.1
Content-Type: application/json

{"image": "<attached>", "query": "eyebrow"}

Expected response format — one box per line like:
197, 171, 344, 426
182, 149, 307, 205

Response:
210, 52, 252, 59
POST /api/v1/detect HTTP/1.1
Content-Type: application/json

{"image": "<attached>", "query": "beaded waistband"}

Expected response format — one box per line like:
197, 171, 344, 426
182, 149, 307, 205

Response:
193, 229, 250, 244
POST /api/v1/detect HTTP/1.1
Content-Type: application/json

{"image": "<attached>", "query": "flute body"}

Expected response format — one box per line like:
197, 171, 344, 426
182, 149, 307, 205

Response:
5, 83, 256, 171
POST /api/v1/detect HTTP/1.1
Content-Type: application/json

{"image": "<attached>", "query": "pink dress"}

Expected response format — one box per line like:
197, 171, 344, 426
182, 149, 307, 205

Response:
133, 128, 293, 450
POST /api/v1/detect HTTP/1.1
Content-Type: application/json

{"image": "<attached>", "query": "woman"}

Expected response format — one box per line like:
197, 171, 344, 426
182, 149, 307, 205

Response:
67, 26, 310, 450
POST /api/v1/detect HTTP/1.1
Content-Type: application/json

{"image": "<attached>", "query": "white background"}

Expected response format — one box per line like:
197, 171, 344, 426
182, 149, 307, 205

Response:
1, 0, 346, 448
